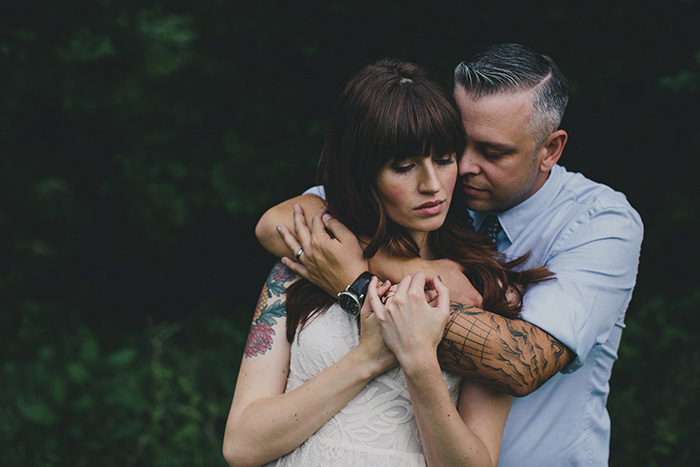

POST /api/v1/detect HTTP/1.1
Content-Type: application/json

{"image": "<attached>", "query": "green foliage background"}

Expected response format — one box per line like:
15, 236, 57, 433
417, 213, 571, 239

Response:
1, 0, 698, 465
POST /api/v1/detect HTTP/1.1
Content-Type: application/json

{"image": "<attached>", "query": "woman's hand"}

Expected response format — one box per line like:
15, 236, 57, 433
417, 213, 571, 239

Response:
367, 273, 451, 373
277, 204, 368, 297
355, 277, 398, 375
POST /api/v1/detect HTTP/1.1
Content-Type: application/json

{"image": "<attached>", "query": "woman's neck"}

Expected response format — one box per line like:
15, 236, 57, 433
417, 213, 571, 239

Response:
411, 231, 433, 259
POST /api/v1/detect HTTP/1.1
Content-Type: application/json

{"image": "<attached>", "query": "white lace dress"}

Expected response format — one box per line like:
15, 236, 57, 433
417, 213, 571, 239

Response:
264, 304, 462, 466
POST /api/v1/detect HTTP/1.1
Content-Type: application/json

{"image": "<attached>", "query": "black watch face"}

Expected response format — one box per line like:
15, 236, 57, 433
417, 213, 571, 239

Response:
338, 293, 361, 316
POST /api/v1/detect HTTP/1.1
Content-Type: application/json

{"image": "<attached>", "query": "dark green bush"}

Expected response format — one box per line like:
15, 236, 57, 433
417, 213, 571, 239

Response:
1, 309, 247, 466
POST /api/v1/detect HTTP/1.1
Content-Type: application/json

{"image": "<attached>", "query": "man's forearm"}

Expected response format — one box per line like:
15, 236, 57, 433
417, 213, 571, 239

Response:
438, 303, 573, 397
255, 194, 326, 257
368, 255, 484, 306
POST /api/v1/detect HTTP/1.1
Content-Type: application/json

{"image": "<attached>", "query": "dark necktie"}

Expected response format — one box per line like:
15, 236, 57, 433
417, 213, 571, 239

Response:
481, 214, 502, 245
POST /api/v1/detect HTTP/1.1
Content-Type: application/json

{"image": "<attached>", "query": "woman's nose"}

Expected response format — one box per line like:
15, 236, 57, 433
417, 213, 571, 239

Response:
419, 166, 441, 193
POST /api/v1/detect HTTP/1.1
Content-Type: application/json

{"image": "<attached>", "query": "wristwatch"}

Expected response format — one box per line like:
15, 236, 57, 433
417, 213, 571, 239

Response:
337, 272, 373, 317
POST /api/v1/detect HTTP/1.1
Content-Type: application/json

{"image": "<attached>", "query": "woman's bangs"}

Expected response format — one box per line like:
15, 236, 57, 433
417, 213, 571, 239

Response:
384, 90, 463, 160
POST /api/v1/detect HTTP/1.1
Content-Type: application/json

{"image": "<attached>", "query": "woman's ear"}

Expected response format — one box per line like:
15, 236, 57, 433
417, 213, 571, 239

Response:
538, 129, 568, 172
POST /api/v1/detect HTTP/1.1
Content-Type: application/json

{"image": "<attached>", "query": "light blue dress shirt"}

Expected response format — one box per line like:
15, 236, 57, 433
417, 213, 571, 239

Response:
471, 164, 643, 466
305, 164, 643, 465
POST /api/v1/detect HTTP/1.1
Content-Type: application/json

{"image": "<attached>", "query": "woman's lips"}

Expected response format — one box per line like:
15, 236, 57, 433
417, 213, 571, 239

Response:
414, 200, 445, 216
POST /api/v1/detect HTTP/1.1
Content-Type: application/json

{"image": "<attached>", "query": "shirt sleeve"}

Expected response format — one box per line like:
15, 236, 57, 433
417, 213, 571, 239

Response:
302, 185, 326, 199
519, 202, 643, 372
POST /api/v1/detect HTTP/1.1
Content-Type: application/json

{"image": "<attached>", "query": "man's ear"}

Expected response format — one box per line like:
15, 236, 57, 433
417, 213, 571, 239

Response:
538, 129, 568, 172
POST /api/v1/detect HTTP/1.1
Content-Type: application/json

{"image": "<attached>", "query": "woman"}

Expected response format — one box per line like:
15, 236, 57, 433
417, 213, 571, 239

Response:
223, 59, 549, 466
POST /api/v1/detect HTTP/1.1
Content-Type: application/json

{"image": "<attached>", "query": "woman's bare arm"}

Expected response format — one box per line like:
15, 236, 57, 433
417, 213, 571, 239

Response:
222, 262, 396, 466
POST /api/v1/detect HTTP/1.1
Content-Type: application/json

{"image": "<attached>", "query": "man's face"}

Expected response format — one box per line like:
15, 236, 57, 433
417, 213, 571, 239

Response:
454, 86, 550, 213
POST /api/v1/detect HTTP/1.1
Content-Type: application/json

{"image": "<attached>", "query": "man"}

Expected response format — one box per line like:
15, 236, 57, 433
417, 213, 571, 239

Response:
256, 44, 643, 465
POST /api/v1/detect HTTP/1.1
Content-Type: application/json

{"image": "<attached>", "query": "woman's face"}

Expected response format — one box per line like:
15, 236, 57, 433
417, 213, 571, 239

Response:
375, 153, 458, 247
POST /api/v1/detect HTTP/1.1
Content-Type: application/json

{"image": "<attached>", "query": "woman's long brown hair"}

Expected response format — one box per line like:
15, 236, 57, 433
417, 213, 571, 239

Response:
285, 59, 551, 343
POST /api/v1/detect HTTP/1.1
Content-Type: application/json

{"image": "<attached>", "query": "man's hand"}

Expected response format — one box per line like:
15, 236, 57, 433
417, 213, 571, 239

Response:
277, 204, 368, 296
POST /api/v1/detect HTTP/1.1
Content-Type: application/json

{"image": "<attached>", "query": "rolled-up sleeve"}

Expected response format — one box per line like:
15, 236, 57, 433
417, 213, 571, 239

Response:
519, 202, 643, 372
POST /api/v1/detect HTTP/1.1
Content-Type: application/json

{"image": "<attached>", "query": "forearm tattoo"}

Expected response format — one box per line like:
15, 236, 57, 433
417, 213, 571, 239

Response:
438, 301, 572, 396
244, 261, 298, 358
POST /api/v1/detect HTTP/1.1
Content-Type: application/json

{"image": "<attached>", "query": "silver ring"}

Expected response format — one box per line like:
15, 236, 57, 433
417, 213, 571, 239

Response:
295, 248, 304, 262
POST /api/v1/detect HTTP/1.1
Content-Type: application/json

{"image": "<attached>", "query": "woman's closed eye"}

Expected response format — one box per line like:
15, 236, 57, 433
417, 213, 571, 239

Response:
391, 163, 415, 174
390, 153, 455, 174
434, 154, 456, 166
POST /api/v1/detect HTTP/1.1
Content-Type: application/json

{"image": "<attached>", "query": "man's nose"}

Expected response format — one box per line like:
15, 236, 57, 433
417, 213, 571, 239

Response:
458, 147, 481, 176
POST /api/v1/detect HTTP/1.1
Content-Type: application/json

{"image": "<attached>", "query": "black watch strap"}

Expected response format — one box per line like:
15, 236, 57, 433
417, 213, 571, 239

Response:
348, 271, 373, 300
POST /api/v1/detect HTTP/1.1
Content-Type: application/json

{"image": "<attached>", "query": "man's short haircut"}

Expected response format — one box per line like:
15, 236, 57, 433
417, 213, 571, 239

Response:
454, 43, 569, 145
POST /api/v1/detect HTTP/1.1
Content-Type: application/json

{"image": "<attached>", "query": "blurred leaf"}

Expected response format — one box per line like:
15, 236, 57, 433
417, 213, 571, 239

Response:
16, 399, 59, 426
80, 335, 100, 365
57, 28, 117, 62
659, 48, 700, 94
67, 362, 89, 384
107, 348, 139, 368
137, 11, 195, 77
49, 376, 67, 404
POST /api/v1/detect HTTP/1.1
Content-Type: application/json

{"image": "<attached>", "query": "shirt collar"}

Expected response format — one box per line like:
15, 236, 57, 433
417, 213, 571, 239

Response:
470, 164, 564, 243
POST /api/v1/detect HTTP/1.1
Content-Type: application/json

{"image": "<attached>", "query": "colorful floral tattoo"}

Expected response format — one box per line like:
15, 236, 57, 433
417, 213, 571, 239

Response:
244, 261, 298, 358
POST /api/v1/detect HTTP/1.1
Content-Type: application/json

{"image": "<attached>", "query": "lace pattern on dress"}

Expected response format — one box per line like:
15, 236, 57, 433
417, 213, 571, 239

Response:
268, 305, 462, 466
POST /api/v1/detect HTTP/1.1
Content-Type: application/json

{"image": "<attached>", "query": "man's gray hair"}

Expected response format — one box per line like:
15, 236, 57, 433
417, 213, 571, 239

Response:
454, 43, 569, 145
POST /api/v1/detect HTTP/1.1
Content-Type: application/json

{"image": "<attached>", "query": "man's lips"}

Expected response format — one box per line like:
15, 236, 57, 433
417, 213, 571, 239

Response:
414, 200, 445, 215
462, 183, 487, 195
